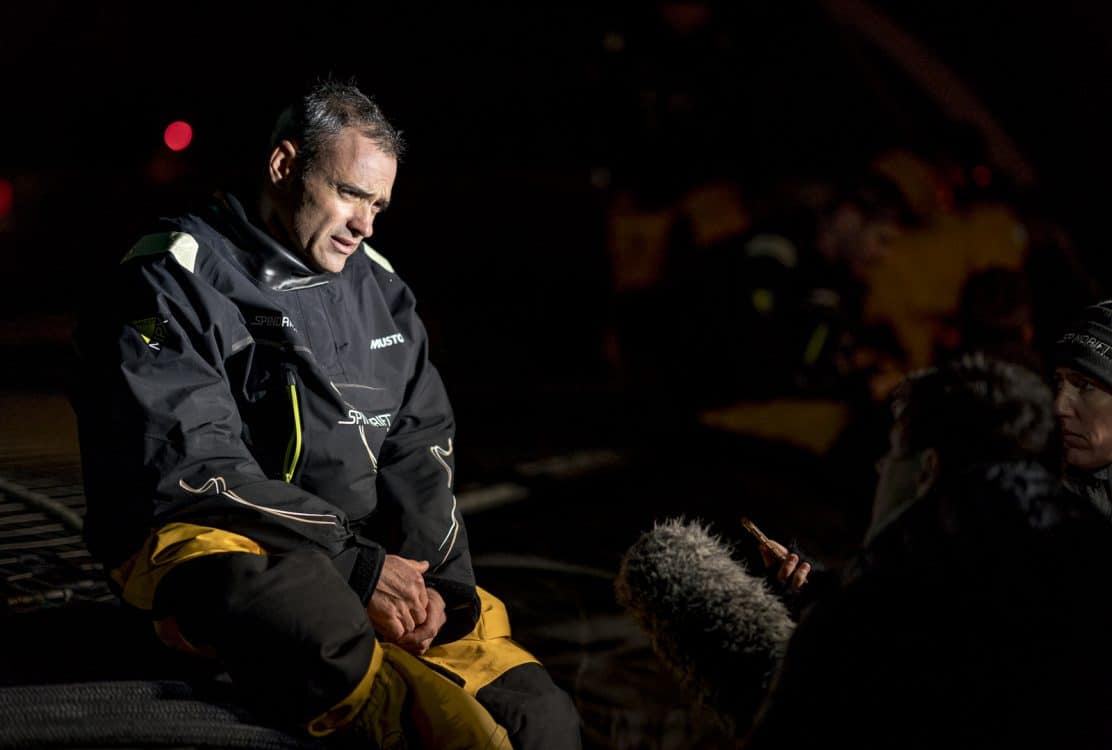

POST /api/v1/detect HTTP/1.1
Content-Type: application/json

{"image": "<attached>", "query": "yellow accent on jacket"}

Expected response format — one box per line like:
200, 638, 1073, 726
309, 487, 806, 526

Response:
110, 522, 266, 611
423, 586, 540, 695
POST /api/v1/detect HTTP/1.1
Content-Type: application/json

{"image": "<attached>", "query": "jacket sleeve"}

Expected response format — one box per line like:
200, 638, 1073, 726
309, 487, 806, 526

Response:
370, 285, 480, 644
75, 252, 370, 563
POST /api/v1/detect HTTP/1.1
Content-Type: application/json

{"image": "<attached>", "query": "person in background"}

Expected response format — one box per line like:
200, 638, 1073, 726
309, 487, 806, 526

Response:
686, 172, 911, 404
745, 356, 1112, 747
947, 267, 1041, 372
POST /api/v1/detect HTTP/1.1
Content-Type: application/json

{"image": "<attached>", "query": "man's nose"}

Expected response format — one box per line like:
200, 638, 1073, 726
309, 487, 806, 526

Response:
1054, 387, 1073, 417
348, 206, 375, 238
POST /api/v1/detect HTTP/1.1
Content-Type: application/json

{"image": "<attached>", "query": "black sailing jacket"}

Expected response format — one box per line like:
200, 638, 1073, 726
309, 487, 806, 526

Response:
73, 193, 478, 640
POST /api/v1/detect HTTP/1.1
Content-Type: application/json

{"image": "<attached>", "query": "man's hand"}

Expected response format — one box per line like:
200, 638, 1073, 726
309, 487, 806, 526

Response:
368, 555, 430, 642
758, 538, 812, 592
395, 588, 447, 655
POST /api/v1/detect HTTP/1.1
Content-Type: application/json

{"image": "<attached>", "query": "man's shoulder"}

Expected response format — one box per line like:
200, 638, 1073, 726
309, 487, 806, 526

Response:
353, 243, 414, 295
120, 228, 202, 273
349, 244, 427, 326
360, 243, 397, 275
103, 216, 256, 329
117, 206, 247, 288
119, 206, 221, 262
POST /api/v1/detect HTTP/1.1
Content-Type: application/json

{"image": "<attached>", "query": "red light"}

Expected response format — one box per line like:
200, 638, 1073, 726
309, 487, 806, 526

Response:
163, 121, 193, 152
0, 179, 12, 218
972, 165, 992, 188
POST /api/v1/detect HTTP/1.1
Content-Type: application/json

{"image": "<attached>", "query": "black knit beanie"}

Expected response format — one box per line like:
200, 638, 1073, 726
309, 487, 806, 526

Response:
1053, 300, 1112, 390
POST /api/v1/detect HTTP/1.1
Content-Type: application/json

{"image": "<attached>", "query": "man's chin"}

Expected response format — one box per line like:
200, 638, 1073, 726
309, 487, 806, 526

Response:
318, 239, 359, 272
1067, 448, 1106, 472
309, 250, 350, 274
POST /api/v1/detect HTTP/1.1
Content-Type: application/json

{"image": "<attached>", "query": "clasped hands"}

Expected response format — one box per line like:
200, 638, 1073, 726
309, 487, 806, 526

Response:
367, 554, 446, 655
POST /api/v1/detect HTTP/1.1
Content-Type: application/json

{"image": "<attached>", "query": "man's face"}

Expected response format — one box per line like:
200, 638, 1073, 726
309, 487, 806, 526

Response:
870, 422, 925, 531
1053, 366, 1112, 470
280, 127, 397, 274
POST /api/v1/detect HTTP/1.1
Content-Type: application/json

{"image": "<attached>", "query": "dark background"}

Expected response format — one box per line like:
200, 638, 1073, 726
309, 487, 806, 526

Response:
7, 0, 1112, 516
3, 0, 1112, 540
4, 1, 1112, 385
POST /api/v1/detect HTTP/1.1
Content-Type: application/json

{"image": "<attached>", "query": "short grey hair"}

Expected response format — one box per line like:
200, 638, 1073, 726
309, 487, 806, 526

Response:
270, 79, 405, 172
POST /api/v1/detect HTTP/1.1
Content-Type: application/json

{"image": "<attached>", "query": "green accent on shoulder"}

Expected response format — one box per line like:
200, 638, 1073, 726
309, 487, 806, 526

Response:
362, 244, 395, 273
129, 316, 169, 349
121, 232, 199, 273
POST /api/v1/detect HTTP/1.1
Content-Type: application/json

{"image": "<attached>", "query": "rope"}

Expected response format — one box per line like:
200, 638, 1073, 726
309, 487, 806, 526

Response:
0, 475, 84, 533
0, 680, 324, 749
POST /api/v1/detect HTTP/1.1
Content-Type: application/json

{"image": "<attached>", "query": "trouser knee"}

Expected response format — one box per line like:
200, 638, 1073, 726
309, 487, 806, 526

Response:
476, 662, 582, 750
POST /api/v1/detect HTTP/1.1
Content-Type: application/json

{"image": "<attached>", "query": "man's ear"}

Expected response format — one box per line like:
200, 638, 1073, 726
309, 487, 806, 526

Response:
267, 140, 299, 188
917, 448, 940, 497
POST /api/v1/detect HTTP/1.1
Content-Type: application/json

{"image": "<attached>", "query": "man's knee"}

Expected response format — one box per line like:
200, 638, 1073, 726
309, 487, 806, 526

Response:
476, 662, 581, 750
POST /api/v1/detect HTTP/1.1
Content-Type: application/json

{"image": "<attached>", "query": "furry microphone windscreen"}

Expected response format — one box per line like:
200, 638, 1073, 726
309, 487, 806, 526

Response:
615, 518, 795, 738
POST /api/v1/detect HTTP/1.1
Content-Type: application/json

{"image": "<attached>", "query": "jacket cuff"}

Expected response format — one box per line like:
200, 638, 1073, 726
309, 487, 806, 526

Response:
425, 576, 480, 645
347, 535, 387, 606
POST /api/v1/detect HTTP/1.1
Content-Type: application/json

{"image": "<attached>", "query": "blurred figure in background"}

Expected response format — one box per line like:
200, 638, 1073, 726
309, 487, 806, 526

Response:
602, 174, 751, 406
598, 0, 753, 406
944, 267, 1041, 372
864, 129, 1030, 373
684, 171, 912, 405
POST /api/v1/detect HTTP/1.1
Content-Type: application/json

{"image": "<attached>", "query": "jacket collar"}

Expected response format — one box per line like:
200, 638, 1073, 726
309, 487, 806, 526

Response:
861, 461, 1062, 568
1063, 464, 1112, 520
209, 192, 334, 292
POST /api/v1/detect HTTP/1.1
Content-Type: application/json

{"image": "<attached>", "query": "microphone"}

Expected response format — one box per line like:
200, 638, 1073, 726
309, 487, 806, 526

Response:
615, 518, 795, 737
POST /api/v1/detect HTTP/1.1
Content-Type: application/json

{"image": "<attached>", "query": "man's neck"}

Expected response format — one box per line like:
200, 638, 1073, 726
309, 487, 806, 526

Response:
256, 191, 295, 251
863, 495, 916, 547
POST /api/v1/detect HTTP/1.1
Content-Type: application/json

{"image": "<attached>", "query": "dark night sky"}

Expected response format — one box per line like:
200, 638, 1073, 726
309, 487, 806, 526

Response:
4, 1, 1112, 392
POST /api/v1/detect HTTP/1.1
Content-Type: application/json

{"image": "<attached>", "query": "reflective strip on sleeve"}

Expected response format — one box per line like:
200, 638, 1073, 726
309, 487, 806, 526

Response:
110, 522, 266, 611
